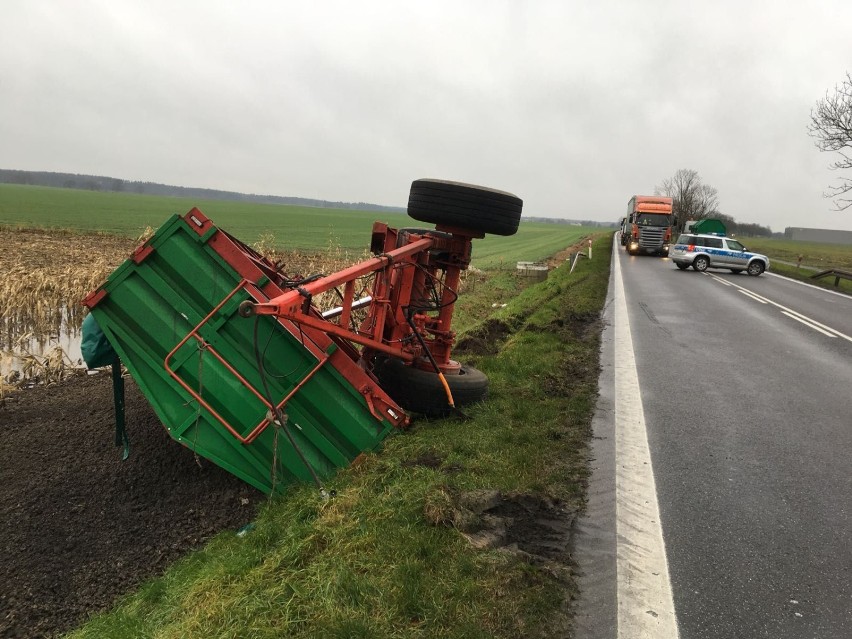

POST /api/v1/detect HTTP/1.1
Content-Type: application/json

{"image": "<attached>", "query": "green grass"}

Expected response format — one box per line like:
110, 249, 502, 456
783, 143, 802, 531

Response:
741, 236, 852, 294
0, 184, 593, 268
0, 183, 406, 250
768, 261, 852, 294
66, 235, 612, 639
472, 225, 590, 269
743, 237, 852, 270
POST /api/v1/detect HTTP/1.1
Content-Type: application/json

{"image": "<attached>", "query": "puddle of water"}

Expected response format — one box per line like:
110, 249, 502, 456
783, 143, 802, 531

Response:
1, 321, 85, 379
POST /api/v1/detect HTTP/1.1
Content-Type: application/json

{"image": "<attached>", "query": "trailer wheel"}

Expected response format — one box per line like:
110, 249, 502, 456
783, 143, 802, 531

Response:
372, 357, 489, 417
407, 179, 523, 236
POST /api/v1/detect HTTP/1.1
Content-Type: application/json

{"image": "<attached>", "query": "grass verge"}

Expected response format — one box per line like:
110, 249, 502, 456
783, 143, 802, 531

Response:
768, 261, 852, 295
67, 236, 612, 639
742, 237, 852, 295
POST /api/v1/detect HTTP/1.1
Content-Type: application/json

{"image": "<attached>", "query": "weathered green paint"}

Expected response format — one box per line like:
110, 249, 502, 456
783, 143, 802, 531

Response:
689, 218, 727, 235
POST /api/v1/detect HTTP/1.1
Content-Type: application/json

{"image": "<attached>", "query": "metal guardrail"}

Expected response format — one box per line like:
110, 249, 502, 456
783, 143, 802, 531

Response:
811, 268, 852, 287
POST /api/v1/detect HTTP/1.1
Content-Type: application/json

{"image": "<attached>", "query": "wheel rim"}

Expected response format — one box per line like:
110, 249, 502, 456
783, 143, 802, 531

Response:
695, 257, 708, 271
748, 262, 763, 275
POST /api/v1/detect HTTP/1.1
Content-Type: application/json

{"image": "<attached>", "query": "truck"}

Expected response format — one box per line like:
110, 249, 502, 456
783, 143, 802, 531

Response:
623, 195, 676, 256
619, 217, 630, 246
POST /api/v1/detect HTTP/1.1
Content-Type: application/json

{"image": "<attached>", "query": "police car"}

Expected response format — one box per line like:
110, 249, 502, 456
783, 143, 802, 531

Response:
670, 233, 770, 276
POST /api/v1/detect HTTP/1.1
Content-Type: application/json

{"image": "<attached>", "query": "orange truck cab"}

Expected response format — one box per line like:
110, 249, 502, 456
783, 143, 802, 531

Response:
624, 195, 675, 256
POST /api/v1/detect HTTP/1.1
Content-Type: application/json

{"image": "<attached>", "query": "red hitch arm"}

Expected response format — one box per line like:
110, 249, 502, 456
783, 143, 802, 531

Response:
242, 236, 434, 318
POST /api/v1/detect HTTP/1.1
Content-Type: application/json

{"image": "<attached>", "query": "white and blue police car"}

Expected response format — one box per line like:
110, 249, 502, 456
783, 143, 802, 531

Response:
670, 233, 770, 276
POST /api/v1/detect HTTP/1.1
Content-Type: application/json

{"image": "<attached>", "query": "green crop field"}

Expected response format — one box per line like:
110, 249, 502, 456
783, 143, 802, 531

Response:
472, 224, 592, 268
743, 236, 852, 270
0, 184, 599, 268
0, 184, 405, 250
736, 236, 852, 294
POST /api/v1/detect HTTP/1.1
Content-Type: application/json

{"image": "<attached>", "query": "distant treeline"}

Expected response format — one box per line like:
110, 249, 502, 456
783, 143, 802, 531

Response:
1, 169, 625, 226
0, 169, 406, 214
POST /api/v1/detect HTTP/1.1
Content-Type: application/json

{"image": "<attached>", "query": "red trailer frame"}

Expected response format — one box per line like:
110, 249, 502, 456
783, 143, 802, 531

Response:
239, 178, 524, 415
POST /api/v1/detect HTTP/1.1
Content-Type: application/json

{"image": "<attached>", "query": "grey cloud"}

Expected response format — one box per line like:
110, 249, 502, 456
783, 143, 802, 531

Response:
2, 0, 852, 230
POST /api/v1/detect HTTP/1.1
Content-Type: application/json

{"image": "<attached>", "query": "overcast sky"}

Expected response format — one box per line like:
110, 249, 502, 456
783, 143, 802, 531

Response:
2, 0, 852, 232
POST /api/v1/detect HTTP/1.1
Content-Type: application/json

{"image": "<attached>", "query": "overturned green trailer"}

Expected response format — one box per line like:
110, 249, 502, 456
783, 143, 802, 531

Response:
83, 180, 523, 494
83, 209, 407, 494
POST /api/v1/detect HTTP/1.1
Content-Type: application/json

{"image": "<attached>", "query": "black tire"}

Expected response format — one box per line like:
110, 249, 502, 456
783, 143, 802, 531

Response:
747, 261, 765, 276
676, 262, 689, 270
730, 269, 743, 274
407, 179, 523, 236
372, 357, 488, 417
693, 255, 710, 272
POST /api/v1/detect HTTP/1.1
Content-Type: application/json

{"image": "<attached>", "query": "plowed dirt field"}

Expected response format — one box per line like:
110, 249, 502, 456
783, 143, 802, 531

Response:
0, 372, 264, 638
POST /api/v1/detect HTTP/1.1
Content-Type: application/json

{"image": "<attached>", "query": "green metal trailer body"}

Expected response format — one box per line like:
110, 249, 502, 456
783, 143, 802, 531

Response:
83, 209, 405, 494
687, 218, 727, 235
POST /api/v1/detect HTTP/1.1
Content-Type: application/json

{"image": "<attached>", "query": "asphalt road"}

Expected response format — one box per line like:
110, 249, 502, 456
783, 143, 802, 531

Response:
573, 239, 852, 638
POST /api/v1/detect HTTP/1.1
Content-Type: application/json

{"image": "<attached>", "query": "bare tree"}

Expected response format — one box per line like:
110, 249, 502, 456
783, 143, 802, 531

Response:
694, 183, 720, 219
808, 71, 852, 210
656, 169, 719, 229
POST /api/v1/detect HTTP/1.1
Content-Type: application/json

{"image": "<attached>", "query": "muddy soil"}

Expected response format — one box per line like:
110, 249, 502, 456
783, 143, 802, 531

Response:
0, 372, 265, 639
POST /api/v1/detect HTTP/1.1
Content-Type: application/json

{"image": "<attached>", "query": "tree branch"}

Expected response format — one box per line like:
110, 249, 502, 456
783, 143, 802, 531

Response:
809, 71, 852, 210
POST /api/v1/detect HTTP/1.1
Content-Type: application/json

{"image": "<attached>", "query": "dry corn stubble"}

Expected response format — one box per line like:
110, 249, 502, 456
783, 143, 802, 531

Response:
0, 228, 135, 388
251, 233, 374, 315
1, 227, 372, 389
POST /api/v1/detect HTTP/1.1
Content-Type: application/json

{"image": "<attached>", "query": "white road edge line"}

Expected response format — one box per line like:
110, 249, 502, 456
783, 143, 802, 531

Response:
781, 311, 837, 337
614, 251, 680, 638
767, 271, 852, 298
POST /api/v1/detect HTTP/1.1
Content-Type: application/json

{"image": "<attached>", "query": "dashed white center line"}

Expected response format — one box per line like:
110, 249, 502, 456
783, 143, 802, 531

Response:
739, 290, 768, 304
708, 274, 852, 342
